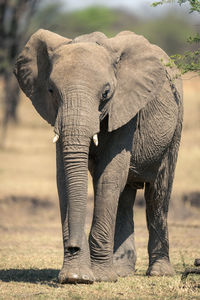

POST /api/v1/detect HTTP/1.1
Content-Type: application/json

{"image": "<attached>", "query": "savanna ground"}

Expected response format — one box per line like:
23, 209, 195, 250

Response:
0, 75, 200, 299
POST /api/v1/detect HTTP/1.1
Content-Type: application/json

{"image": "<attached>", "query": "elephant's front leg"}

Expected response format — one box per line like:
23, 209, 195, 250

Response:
89, 149, 131, 282
56, 142, 94, 284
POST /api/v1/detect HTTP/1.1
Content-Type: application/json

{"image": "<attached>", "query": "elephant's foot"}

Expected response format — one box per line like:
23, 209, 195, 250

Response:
59, 233, 94, 284
113, 245, 136, 277
58, 265, 94, 284
146, 258, 175, 276
91, 263, 118, 282
113, 252, 136, 277
113, 265, 135, 278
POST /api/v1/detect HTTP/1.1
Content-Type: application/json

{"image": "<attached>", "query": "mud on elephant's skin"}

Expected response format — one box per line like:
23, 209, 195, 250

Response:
14, 30, 183, 283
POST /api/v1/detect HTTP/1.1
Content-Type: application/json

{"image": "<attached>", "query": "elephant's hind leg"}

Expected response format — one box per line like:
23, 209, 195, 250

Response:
113, 185, 137, 277
145, 154, 175, 277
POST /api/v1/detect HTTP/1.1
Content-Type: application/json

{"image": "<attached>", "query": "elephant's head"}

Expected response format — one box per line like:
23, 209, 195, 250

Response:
14, 30, 167, 252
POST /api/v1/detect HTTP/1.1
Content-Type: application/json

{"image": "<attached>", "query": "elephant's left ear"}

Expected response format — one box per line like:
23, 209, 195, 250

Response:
103, 31, 167, 132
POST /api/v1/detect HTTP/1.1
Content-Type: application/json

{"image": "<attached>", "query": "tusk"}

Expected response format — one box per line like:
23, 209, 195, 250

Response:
93, 134, 98, 146
53, 134, 59, 143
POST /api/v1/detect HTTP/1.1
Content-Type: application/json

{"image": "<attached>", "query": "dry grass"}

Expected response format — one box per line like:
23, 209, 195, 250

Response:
0, 75, 200, 299
0, 203, 199, 299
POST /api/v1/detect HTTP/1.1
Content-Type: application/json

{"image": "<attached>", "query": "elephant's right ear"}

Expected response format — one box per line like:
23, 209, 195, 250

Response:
14, 29, 71, 125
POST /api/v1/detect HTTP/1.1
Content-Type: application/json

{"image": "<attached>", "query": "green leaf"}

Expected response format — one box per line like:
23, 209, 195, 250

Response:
151, 1, 164, 7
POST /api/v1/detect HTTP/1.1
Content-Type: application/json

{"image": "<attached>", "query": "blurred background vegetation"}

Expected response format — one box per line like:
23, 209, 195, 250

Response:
0, 0, 199, 137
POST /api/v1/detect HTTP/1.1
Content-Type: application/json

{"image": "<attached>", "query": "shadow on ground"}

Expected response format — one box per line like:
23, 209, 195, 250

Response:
0, 268, 59, 285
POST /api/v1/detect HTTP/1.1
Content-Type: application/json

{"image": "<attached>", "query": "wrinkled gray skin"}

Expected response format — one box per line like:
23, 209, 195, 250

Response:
14, 30, 183, 283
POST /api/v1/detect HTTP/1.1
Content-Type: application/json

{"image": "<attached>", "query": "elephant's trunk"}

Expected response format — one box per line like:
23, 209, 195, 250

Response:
57, 89, 99, 253
62, 145, 89, 252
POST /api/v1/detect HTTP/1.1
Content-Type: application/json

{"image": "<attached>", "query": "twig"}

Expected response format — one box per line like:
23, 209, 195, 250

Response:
181, 268, 200, 281
194, 258, 200, 267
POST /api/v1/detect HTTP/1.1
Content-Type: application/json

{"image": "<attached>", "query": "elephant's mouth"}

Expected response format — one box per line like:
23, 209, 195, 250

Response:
53, 131, 99, 146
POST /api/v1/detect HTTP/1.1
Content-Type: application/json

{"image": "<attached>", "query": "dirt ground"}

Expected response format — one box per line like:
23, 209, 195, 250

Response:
0, 75, 200, 299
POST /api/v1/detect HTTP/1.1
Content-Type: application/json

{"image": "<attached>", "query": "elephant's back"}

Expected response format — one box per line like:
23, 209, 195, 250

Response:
151, 44, 183, 100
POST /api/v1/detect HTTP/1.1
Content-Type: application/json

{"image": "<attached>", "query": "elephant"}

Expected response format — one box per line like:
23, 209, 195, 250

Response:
14, 29, 183, 284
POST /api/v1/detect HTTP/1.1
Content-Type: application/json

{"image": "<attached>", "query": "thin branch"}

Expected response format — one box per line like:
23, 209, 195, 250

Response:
181, 268, 200, 281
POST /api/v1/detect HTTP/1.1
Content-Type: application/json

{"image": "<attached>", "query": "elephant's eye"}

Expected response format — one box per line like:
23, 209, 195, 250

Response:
101, 84, 111, 100
48, 88, 54, 94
